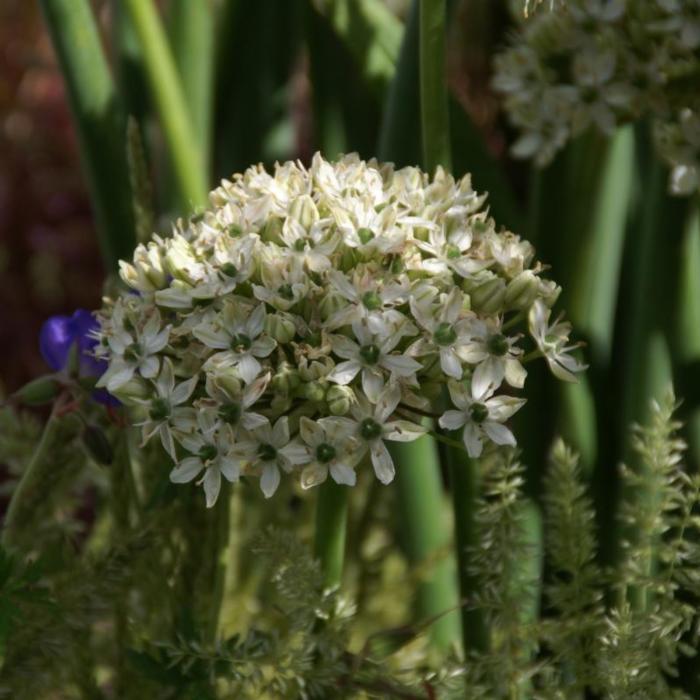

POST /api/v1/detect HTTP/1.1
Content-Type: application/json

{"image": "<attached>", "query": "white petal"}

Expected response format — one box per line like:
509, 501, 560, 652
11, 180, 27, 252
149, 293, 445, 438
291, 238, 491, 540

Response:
472, 356, 505, 398
327, 359, 362, 385
243, 371, 271, 405
237, 353, 262, 384
170, 457, 203, 483
482, 421, 516, 447
172, 375, 199, 405
362, 368, 384, 403
139, 355, 159, 379
504, 359, 527, 389
279, 440, 312, 465
375, 382, 401, 423
271, 416, 290, 446
438, 410, 467, 431
260, 463, 281, 498
370, 441, 395, 484
330, 461, 356, 486
300, 416, 325, 446
105, 363, 136, 392
383, 420, 427, 442
463, 423, 483, 458
251, 335, 276, 358
241, 411, 269, 430
300, 463, 327, 489
193, 325, 230, 350
486, 396, 526, 421
440, 348, 463, 379
247, 304, 266, 338
330, 334, 360, 360
203, 466, 222, 508
219, 457, 240, 482
381, 354, 422, 377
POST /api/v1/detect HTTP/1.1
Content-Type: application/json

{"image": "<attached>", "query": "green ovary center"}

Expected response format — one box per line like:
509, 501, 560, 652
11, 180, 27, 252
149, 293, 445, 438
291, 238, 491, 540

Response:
219, 403, 242, 424
469, 402, 489, 424
446, 244, 461, 259
360, 418, 382, 440
357, 227, 374, 244
433, 322, 457, 347
231, 333, 252, 352
198, 444, 218, 461
258, 443, 277, 461
221, 262, 238, 277
149, 398, 170, 421
487, 333, 509, 357
360, 344, 381, 365
361, 291, 382, 310
316, 442, 337, 463
278, 284, 294, 300
124, 342, 142, 362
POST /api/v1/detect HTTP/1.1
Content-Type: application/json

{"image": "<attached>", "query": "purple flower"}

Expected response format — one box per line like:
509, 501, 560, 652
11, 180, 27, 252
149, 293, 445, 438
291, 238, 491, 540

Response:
39, 309, 119, 406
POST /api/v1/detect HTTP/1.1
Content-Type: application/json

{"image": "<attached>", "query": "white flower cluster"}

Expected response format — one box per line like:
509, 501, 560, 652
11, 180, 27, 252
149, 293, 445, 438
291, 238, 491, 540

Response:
494, 0, 700, 194
94, 153, 584, 507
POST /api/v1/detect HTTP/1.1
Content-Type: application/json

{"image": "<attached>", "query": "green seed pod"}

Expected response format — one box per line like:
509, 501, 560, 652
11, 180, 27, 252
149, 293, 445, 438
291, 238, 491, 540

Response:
13, 375, 62, 406
82, 425, 113, 466
326, 385, 354, 416
303, 380, 326, 403
271, 362, 301, 395
465, 272, 507, 314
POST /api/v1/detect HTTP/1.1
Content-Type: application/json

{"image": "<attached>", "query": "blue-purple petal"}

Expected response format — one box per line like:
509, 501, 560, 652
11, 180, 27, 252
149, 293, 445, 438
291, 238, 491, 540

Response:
39, 315, 74, 371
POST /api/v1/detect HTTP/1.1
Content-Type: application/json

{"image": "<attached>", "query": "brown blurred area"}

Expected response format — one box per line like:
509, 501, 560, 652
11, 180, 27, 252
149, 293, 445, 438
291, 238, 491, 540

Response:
0, 1, 104, 395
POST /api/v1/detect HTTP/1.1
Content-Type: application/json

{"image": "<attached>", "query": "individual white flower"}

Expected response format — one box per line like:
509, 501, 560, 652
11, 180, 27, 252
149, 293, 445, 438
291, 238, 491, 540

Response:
408, 288, 472, 379
414, 223, 490, 278
119, 240, 167, 292
528, 300, 587, 382
459, 319, 526, 396
170, 412, 238, 508
203, 370, 270, 434
439, 380, 526, 458
327, 320, 422, 402
325, 269, 410, 333
98, 309, 170, 392
229, 417, 293, 498
194, 302, 276, 383
280, 416, 360, 489
252, 251, 310, 310
279, 217, 338, 272
331, 384, 426, 484
134, 359, 199, 458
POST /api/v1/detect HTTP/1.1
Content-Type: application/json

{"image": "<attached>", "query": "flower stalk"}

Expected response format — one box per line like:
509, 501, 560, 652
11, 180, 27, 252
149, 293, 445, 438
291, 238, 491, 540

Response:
314, 480, 350, 588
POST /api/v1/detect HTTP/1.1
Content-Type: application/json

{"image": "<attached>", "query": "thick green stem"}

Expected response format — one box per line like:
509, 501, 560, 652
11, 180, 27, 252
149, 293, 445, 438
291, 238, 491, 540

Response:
419, 0, 451, 174
447, 449, 489, 654
314, 479, 349, 588
123, 0, 208, 212
390, 439, 460, 650
39, 0, 135, 269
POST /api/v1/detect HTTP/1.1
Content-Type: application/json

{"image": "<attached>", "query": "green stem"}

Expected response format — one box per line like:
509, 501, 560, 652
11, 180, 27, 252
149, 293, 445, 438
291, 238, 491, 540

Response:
389, 439, 460, 650
39, 0, 135, 269
123, 0, 208, 212
314, 479, 349, 588
419, 0, 451, 173
206, 484, 232, 641
2, 412, 75, 549
447, 449, 489, 654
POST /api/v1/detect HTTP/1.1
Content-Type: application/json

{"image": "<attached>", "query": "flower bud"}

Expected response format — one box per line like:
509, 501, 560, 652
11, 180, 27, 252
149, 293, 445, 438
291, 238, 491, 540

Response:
303, 380, 326, 403
259, 216, 283, 244
270, 394, 293, 414
111, 377, 150, 403
326, 385, 354, 416
504, 270, 540, 310
464, 272, 506, 314
318, 292, 348, 322
271, 362, 301, 395
207, 370, 242, 401
538, 278, 561, 306
265, 313, 296, 344
289, 195, 319, 229
13, 375, 62, 406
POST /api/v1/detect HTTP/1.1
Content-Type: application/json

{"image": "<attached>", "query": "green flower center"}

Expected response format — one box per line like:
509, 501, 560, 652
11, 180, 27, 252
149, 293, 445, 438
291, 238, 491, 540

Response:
221, 262, 238, 278
306, 331, 322, 347
470, 402, 489, 424
258, 443, 277, 462
198, 444, 218, 461
219, 403, 242, 424
124, 342, 142, 362
278, 284, 294, 300
316, 442, 337, 463
433, 322, 457, 347
360, 418, 382, 441
149, 398, 170, 421
446, 244, 461, 259
487, 333, 509, 357
361, 291, 382, 311
357, 227, 374, 244
230, 333, 252, 352
360, 344, 381, 365
227, 223, 243, 237
294, 238, 313, 252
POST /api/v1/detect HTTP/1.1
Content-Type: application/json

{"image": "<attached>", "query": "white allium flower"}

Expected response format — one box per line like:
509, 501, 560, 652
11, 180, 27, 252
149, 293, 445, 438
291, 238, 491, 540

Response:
439, 380, 526, 458
528, 300, 588, 381
96, 153, 583, 505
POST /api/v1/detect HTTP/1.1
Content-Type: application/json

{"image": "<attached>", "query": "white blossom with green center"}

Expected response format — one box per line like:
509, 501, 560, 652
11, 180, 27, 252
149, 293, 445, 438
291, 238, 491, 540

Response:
95, 153, 584, 506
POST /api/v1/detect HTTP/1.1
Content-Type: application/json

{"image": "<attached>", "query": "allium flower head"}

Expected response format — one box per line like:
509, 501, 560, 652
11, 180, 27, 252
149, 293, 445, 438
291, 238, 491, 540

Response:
95, 153, 583, 506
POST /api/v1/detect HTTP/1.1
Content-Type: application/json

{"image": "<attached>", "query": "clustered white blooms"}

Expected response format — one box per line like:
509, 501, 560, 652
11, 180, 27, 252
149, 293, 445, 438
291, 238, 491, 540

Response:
495, 0, 700, 195
93, 153, 584, 507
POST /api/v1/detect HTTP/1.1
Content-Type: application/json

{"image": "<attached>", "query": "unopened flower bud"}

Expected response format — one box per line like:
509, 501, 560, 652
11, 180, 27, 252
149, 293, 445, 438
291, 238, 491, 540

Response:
13, 375, 62, 406
319, 292, 347, 322
260, 217, 283, 244
265, 313, 296, 344
326, 385, 354, 416
464, 272, 506, 314
271, 362, 301, 395
289, 195, 319, 229
207, 370, 242, 400
505, 270, 540, 310
111, 377, 150, 403
303, 380, 326, 403
270, 394, 293, 414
